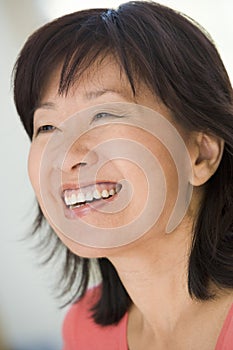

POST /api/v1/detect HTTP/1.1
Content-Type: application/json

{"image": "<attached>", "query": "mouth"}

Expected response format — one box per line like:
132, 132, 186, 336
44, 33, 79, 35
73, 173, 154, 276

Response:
62, 181, 122, 212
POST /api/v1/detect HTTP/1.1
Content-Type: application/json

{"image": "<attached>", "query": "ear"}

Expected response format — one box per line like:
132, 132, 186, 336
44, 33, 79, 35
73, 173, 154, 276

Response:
189, 132, 224, 186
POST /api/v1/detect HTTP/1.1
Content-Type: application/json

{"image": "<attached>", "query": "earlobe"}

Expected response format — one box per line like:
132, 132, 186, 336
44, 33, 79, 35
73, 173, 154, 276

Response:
190, 132, 224, 186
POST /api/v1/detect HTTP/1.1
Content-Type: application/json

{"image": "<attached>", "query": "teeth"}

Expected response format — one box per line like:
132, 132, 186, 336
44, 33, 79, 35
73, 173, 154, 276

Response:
77, 192, 85, 203
109, 188, 115, 196
116, 183, 121, 193
66, 197, 72, 206
63, 183, 121, 207
93, 189, 101, 200
70, 193, 77, 205
85, 191, 93, 202
101, 189, 109, 198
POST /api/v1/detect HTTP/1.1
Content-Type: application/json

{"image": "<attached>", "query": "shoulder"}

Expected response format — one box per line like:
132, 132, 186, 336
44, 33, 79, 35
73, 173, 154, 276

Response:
62, 285, 128, 350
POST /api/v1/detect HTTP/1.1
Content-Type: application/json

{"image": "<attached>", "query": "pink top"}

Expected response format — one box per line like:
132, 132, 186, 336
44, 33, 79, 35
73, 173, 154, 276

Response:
215, 302, 233, 350
62, 287, 233, 350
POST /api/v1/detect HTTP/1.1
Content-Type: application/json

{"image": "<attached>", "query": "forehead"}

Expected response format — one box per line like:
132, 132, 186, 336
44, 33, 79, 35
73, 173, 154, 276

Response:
40, 56, 135, 103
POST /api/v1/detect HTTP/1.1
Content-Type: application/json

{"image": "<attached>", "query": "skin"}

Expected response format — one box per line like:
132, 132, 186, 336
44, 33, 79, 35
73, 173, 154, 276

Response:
29, 57, 232, 349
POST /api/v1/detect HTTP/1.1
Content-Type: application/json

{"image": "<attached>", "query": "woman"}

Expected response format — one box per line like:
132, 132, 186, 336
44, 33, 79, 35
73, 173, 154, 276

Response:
13, 1, 233, 349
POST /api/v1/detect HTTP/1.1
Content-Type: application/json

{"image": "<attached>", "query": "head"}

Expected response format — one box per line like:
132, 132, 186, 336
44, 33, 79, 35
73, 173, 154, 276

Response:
13, 1, 233, 324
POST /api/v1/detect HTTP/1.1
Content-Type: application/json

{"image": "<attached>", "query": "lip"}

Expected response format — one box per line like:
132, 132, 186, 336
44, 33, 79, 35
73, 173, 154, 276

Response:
61, 180, 119, 194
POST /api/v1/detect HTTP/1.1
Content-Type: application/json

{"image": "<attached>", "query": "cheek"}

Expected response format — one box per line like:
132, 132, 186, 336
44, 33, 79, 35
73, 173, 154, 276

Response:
28, 144, 42, 198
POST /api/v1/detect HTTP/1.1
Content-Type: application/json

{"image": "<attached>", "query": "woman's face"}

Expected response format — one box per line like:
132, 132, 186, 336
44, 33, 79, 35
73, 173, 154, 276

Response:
28, 57, 196, 257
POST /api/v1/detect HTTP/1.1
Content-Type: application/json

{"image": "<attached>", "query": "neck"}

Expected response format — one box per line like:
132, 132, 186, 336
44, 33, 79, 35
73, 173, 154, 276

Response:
107, 223, 233, 349
108, 223, 197, 336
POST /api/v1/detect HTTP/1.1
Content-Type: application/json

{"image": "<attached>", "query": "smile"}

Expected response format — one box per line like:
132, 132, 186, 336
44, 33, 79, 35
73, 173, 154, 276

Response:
63, 182, 122, 209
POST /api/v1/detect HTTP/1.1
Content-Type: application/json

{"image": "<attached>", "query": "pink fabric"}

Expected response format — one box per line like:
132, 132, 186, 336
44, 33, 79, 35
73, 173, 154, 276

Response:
62, 286, 233, 350
215, 303, 233, 350
62, 286, 128, 350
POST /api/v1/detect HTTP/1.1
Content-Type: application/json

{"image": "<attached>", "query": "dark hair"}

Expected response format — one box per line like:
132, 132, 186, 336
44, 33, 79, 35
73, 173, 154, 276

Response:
13, 1, 233, 325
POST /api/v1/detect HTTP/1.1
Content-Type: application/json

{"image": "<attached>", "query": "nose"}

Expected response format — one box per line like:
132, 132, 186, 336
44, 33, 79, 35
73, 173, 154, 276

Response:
62, 136, 99, 175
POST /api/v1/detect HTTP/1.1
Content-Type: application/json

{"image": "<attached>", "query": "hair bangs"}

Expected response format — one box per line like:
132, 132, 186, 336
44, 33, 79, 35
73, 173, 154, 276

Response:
33, 9, 141, 103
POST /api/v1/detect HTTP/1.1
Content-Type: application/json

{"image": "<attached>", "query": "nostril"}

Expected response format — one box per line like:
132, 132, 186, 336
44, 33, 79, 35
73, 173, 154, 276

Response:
72, 162, 87, 170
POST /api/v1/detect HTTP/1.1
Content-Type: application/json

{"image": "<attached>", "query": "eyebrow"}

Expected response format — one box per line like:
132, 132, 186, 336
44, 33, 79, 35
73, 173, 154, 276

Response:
84, 88, 124, 100
34, 101, 56, 111
34, 88, 128, 112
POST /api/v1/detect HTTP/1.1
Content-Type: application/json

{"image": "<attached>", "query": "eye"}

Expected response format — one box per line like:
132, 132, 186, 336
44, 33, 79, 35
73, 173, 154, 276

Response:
35, 125, 56, 135
94, 112, 114, 119
92, 112, 124, 121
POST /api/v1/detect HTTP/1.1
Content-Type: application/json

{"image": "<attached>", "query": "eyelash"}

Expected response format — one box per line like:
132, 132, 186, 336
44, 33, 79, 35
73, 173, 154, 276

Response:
36, 125, 56, 135
93, 112, 123, 120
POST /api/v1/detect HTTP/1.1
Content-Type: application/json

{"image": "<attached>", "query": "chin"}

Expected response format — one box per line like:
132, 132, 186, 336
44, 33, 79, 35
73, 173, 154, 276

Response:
58, 233, 110, 258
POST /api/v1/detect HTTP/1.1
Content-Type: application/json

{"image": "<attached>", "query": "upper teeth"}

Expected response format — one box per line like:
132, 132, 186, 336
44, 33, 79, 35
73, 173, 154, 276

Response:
63, 184, 121, 206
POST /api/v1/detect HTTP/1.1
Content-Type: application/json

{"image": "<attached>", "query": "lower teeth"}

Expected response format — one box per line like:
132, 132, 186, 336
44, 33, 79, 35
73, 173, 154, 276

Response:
70, 202, 90, 209
73, 203, 85, 208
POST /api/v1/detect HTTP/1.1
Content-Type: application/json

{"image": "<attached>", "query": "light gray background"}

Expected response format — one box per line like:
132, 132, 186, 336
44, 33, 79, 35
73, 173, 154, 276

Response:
1, 0, 233, 349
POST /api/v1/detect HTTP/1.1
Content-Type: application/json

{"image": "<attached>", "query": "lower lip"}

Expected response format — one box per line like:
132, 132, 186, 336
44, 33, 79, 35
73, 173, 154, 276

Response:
63, 193, 119, 219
